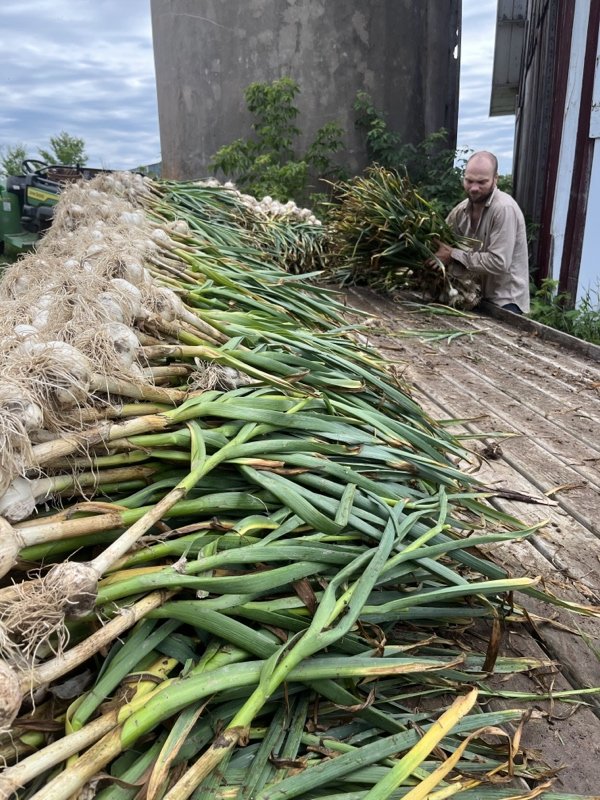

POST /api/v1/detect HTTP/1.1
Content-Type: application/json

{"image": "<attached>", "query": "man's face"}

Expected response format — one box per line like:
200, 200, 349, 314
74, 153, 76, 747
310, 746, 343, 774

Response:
463, 159, 497, 205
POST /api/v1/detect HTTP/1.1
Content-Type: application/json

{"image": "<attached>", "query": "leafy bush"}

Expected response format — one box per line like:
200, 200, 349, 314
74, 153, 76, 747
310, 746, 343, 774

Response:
210, 78, 344, 205
37, 131, 87, 166
1, 132, 87, 177
529, 278, 600, 345
353, 91, 470, 217
0, 144, 27, 177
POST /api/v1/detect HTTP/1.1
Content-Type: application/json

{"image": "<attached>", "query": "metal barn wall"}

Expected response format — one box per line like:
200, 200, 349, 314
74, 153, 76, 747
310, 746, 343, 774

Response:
490, 0, 527, 116
578, 32, 600, 301
512, 0, 564, 279
513, 0, 600, 300
557, 0, 600, 302
150, 0, 461, 181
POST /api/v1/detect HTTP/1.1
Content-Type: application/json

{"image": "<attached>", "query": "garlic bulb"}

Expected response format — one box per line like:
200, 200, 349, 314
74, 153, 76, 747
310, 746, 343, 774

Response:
169, 219, 190, 236
0, 477, 36, 523
120, 260, 146, 286
0, 381, 44, 432
99, 322, 140, 368
6, 273, 31, 298
109, 279, 143, 320
13, 324, 39, 341
23, 341, 92, 408
152, 287, 183, 322
119, 210, 145, 227
85, 243, 105, 258
97, 292, 125, 324
45, 561, 99, 617
0, 660, 20, 728
151, 228, 176, 249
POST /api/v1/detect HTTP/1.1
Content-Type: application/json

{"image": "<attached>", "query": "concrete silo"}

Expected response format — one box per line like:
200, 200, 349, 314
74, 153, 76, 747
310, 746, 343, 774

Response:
151, 0, 461, 180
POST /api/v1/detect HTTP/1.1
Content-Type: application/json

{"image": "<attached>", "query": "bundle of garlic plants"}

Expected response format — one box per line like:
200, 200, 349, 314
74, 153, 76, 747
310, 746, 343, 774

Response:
0, 172, 597, 800
325, 165, 482, 309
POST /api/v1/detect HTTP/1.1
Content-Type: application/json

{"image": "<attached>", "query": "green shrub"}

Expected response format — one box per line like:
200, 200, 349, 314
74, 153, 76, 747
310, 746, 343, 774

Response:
529, 278, 600, 345
210, 78, 344, 205
353, 91, 470, 217
0, 144, 27, 177
1, 132, 88, 177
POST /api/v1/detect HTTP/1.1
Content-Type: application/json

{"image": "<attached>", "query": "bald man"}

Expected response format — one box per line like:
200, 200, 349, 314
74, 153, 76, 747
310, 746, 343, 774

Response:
433, 151, 530, 314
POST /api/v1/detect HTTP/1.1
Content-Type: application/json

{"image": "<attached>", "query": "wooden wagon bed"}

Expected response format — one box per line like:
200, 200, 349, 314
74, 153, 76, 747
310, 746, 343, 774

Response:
346, 287, 600, 795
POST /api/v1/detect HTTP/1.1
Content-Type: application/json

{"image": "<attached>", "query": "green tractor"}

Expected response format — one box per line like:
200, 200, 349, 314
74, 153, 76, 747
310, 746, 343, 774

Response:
0, 159, 108, 259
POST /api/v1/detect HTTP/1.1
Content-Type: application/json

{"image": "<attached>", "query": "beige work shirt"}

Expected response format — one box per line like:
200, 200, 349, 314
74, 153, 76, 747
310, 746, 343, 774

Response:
446, 188, 530, 313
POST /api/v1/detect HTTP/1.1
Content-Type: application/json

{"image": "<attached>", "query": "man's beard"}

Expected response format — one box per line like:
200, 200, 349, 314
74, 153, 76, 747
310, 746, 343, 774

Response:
467, 189, 494, 205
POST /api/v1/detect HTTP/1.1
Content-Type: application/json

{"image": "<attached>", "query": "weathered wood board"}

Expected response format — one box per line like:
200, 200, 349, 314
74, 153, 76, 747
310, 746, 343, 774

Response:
346, 287, 600, 793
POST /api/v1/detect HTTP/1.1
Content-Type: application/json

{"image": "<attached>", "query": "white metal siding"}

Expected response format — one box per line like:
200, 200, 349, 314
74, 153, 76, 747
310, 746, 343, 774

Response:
549, 0, 591, 286
490, 0, 527, 115
577, 33, 600, 303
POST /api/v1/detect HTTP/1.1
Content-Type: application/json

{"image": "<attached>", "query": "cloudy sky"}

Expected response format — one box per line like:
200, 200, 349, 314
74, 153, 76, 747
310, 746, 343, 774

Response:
0, 0, 516, 175
458, 1, 516, 172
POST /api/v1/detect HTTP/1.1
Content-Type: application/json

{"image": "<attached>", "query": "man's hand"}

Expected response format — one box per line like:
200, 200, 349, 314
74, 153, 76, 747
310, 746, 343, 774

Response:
431, 241, 453, 266
425, 241, 453, 272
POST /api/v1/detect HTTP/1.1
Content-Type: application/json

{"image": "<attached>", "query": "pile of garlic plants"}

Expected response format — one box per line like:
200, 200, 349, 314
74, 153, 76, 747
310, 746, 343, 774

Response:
199, 178, 322, 225
0, 172, 228, 524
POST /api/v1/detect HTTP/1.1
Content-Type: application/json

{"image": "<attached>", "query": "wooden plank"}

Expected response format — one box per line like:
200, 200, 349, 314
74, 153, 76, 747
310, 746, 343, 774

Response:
478, 623, 600, 795
414, 391, 600, 593
372, 331, 600, 542
342, 288, 600, 788
481, 300, 600, 363
407, 366, 600, 533
411, 381, 600, 702
342, 287, 600, 716
345, 289, 600, 540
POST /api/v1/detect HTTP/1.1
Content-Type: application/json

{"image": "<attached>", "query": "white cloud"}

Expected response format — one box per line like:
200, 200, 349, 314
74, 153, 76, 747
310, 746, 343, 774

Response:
0, 0, 159, 169
0, 0, 515, 174
459, 0, 516, 174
